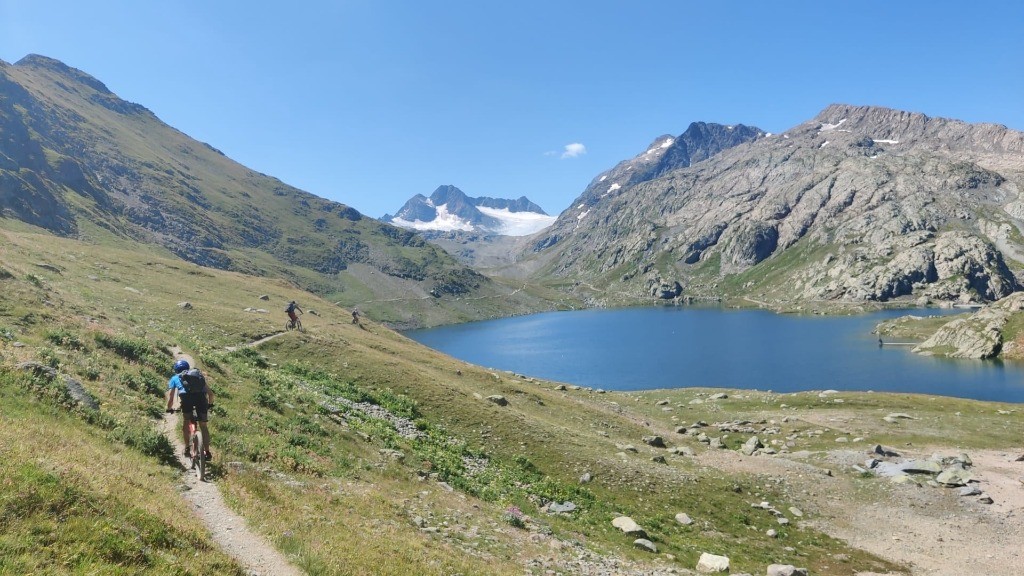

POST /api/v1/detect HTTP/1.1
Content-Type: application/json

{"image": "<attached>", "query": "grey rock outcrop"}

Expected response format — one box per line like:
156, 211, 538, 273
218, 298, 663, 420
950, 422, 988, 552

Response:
611, 516, 647, 538
741, 436, 764, 456
522, 104, 1024, 309
913, 292, 1024, 358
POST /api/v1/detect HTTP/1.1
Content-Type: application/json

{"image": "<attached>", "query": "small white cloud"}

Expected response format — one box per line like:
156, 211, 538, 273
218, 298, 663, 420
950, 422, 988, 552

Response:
561, 142, 587, 159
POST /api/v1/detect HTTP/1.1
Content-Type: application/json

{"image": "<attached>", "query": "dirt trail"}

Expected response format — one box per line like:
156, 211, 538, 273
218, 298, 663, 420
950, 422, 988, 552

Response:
224, 331, 285, 352
164, 347, 303, 576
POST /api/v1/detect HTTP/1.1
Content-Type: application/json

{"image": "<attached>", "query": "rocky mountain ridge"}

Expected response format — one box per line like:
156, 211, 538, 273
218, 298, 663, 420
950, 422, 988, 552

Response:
520, 104, 1024, 308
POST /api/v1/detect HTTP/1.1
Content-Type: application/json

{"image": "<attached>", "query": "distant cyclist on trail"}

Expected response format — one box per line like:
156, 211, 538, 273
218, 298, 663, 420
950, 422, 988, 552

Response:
351, 307, 361, 325
286, 300, 303, 328
165, 359, 214, 461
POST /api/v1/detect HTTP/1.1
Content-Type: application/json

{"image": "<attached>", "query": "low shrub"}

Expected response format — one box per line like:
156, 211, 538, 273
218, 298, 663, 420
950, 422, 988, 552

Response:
94, 333, 153, 363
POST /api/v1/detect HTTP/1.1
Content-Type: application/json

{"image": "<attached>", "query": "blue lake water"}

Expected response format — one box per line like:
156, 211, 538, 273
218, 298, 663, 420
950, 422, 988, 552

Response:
406, 307, 1024, 403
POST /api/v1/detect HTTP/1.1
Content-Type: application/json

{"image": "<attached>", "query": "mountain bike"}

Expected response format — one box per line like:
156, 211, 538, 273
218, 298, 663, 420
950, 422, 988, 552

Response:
172, 408, 206, 481
285, 317, 303, 332
187, 417, 206, 481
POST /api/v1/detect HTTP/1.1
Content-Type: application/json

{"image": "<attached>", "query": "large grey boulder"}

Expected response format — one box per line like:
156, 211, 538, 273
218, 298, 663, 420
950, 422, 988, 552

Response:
611, 516, 647, 538
741, 436, 764, 456
900, 460, 943, 474
643, 435, 667, 448
633, 538, 657, 553
936, 467, 974, 486
696, 552, 730, 573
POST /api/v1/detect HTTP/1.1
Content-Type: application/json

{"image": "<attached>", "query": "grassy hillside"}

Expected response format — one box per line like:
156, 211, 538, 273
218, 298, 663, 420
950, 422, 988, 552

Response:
1, 55, 563, 329
3, 226, 1023, 575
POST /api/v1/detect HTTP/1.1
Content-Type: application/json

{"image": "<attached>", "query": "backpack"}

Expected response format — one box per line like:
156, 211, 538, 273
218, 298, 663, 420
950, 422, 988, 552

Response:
285, 302, 295, 313
180, 368, 207, 395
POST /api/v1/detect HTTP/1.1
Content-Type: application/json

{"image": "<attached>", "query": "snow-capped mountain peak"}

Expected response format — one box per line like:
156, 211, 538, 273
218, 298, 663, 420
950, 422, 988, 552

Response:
383, 185, 555, 236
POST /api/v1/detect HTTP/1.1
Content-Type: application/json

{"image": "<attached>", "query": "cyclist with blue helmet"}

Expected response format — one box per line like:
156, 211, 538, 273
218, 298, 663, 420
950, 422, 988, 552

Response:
165, 358, 215, 460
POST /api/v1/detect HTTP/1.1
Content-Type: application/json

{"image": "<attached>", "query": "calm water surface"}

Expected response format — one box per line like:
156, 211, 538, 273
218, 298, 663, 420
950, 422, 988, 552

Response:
406, 307, 1024, 403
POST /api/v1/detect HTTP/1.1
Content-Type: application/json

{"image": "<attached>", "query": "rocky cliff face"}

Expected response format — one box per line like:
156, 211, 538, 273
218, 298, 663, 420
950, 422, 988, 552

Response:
525, 105, 1024, 307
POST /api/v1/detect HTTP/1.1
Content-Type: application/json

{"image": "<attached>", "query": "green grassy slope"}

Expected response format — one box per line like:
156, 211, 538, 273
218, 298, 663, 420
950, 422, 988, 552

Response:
3, 226, 1022, 574
1, 55, 559, 329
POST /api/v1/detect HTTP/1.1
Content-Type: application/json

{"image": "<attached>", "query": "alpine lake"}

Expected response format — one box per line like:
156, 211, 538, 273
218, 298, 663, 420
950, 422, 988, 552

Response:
406, 307, 1024, 403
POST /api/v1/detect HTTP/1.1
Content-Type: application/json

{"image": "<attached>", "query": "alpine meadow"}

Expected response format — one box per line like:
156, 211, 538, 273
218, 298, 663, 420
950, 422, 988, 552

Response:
3, 52, 1024, 576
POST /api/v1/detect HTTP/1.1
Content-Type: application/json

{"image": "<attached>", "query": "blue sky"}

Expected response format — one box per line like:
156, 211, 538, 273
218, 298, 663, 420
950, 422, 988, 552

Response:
2, 1, 1022, 218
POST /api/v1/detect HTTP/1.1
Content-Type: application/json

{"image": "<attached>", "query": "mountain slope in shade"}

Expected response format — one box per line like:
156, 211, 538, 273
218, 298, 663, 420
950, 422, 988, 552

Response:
520, 105, 1024, 308
383, 185, 555, 237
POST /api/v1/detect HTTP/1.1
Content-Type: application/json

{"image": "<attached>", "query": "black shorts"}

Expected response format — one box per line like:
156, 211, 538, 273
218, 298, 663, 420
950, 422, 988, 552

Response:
181, 399, 209, 423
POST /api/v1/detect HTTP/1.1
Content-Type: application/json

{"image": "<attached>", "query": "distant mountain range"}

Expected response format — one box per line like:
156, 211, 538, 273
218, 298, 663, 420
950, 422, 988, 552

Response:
382, 185, 556, 237
5, 53, 1024, 321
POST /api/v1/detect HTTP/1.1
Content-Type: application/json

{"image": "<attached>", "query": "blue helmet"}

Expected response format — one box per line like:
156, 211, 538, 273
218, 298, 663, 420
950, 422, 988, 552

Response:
173, 359, 190, 373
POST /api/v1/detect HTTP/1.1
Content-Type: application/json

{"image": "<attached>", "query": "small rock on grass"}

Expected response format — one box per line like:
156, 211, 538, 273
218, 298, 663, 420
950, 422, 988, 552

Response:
768, 565, 809, 576
633, 538, 657, 553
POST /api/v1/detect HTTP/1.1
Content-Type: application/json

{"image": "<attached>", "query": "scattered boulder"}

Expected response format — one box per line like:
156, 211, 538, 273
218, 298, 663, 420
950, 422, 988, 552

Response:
872, 444, 900, 457
900, 460, 942, 474
579, 472, 592, 484
958, 486, 982, 497
547, 501, 576, 514
708, 393, 729, 400
890, 474, 920, 486
258, 294, 269, 300
768, 565, 809, 576
486, 395, 508, 406
178, 301, 193, 309
884, 412, 916, 423
643, 435, 666, 448
16, 362, 99, 410
675, 512, 693, 525
633, 538, 657, 553
741, 436, 764, 456
611, 516, 647, 538
696, 552, 730, 573
936, 467, 973, 486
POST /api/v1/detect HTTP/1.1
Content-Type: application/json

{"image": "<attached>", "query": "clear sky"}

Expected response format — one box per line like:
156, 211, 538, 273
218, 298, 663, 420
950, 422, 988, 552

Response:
2, 1, 1022, 218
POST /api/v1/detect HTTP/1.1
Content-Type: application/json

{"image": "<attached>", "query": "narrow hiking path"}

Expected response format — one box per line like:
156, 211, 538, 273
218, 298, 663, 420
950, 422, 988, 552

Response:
223, 331, 286, 352
164, 347, 303, 576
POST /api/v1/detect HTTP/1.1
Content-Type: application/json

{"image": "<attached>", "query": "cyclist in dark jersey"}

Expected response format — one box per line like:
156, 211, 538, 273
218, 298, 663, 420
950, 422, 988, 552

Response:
165, 359, 214, 460
286, 300, 303, 328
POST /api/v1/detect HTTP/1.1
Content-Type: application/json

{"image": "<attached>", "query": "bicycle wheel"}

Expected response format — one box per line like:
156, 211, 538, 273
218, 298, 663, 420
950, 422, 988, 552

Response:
295, 319, 303, 332
193, 428, 205, 481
